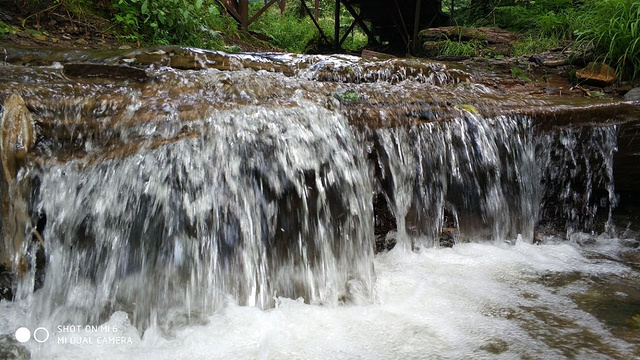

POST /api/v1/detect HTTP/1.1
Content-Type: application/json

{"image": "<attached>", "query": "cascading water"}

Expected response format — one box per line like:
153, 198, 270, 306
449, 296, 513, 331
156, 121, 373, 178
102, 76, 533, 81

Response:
0, 47, 638, 359
374, 114, 539, 247
19, 102, 375, 331
537, 125, 619, 234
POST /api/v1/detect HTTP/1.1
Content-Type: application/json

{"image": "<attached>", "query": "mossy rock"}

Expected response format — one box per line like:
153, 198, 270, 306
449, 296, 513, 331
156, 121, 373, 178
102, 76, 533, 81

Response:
334, 90, 360, 103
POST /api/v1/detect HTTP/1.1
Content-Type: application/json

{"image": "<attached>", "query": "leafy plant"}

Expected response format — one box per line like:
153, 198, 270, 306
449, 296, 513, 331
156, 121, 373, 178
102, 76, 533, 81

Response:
0, 20, 15, 39
112, 0, 230, 48
335, 90, 360, 102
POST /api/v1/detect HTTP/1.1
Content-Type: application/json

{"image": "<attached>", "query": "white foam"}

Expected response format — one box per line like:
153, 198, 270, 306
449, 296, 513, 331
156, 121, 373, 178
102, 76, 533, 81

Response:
2, 239, 635, 359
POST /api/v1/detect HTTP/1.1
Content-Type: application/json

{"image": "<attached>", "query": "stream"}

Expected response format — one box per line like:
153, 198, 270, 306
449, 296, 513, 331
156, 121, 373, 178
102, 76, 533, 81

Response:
0, 46, 638, 359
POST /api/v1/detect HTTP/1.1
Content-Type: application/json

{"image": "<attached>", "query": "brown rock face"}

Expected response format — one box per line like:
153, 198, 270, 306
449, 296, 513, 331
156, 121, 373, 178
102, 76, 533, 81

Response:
0, 93, 36, 271
419, 26, 523, 44
1, 94, 35, 180
576, 62, 617, 86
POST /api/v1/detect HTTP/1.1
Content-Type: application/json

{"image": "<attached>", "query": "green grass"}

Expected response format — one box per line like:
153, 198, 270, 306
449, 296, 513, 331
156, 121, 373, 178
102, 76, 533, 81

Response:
439, 39, 480, 57
512, 35, 560, 56
574, 0, 640, 80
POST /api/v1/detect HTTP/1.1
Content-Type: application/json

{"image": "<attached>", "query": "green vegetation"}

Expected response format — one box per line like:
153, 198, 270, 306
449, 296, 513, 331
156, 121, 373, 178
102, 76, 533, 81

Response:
510, 67, 532, 82
512, 35, 560, 57
0, 20, 15, 39
111, 0, 231, 49
335, 90, 360, 102
250, 1, 367, 53
4, 0, 638, 79
439, 39, 481, 57
451, 0, 640, 79
574, 0, 640, 80
106, 0, 367, 52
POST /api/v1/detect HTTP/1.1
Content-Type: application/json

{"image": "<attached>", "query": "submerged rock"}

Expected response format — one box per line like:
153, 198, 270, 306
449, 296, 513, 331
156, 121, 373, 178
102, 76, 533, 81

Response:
0, 264, 13, 300
63, 63, 148, 82
0, 335, 30, 360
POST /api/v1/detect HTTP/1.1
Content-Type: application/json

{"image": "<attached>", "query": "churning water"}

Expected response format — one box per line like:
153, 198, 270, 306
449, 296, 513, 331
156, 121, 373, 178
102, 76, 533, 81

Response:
2, 239, 639, 359
0, 49, 638, 358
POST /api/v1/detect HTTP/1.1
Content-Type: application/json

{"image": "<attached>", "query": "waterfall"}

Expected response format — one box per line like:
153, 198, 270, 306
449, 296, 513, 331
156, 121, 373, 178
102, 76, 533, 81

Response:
0, 50, 626, 336
374, 114, 539, 247
20, 103, 375, 330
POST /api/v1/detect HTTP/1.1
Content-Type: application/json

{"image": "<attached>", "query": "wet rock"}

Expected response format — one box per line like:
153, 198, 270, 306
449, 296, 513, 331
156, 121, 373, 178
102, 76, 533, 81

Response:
169, 54, 206, 70
74, 38, 88, 46
614, 120, 640, 193
361, 49, 396, 61
528, 52, 567, 68
0, 265, 13, 300
0, 335, 30, 360
623, 87, 640, 101
576, 62, 617, 87
63, 63, 149, 82
375, 234, 397, 253
0, 94, 36, 271
569, 232, 597, 246
1, 93, 35, 179
422, 41, 447, 57
439, 227, 456, 248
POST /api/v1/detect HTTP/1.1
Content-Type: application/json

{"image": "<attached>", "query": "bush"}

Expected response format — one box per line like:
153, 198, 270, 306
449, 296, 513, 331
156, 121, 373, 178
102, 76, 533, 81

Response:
111, 0, 231, 48
250, 5, 318, 53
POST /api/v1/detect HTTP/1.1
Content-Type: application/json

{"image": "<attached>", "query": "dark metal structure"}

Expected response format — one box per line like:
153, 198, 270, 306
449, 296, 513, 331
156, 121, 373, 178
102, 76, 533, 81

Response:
220, 0, 449, 54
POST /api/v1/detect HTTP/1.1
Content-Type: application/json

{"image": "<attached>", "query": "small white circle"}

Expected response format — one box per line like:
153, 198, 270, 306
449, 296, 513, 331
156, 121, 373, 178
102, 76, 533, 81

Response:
33, 327, 50, 343
14, 327, 31, 343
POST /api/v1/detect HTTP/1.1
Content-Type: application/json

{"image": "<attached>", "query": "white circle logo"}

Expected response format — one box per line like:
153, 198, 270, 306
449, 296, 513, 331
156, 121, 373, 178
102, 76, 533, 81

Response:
33, 327, 50, 343
14, 327, 31, 343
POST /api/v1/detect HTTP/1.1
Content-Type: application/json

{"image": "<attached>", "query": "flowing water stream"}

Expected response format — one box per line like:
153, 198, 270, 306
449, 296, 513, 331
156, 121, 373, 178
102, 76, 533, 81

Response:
0, 47, 638, 359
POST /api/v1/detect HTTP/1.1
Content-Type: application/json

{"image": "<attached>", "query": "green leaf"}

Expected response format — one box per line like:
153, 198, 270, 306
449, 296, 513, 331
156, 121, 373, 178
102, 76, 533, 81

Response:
195, 0, 203, 10
141, 0, 149, 15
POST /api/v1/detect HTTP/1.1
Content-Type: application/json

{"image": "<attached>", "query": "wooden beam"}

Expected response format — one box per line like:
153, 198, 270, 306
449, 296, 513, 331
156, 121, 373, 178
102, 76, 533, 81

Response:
239, 0, 249, 29
412, 0, 422, 54
339, 20, 357, 46
335, 0, 340, 51
315, 0, 319, 21
390, 0, 410, 49
340, 0, 379, 45
451, 0, 455, 23
301, 0, 331, 45
221, 0, 242, 23
248, 0, 278, 26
